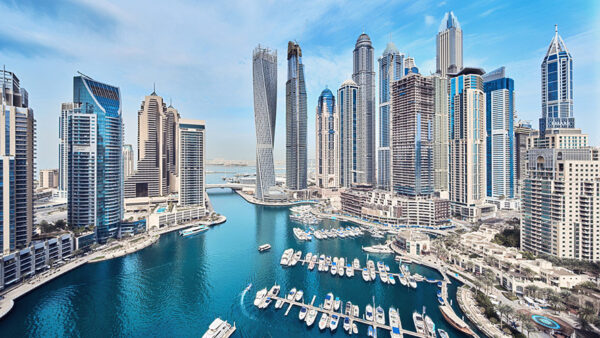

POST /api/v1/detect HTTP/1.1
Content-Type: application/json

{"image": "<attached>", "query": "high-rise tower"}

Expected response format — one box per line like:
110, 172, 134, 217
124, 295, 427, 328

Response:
436, 11, 463, 76
252, 46, 277, 201
122, 144, 134, 178
430, 74, 449, 193
62, 74, 123, 242
390, 73, 434, 196
483, 67, 515, 199
124, 92, 179, 198
378, 42, 405, 191
0, 70, 35, 253
286, 41, 307, 190
352, 33, 376, 185
178, 119, 205, 208
338, 79, 359, 188
539, 25, 574, 136
316, 88, 339, 189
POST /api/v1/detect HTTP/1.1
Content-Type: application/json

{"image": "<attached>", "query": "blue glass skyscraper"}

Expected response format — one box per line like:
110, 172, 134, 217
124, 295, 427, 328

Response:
63, 75, 123, 243
539, 25, 573, 136
483, 67, 515, 199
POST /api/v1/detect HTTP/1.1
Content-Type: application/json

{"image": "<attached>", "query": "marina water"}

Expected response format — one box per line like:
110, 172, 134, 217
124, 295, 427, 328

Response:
0, 166, 480, 337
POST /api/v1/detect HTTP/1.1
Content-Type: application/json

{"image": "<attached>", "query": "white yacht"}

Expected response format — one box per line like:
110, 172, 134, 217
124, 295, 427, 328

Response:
353, 258, 360, 269
338, 258, 345, 277
329, 314, 339, 331
330, 262, 337, 276
438, 329, 449, 338
298, 306, 307, 321
286, 288, 297, 301
275, 299, 284, 309
259, 297, 272, 309
254, 288, 267, 307
365, 304, 374, 321
334, 297, 341, 311
413, 312, 425, 334
202, 318, 236, 338
305, 252, 312, 263
389, 274, 396, 285
375, 306, 385, 325
380, 271, 389, 284
323, 293, 334, 310
319, 313, 329, 331
346, 264, 354, 277
408, 276, 417, 289
179, 225, 208, 237
268, 284, 280, 297
258, 244, 271, 252
295, 290, 304, 302
306, 308, 317, 326
352, 305, 359, 318
362, 268, 371, 282
280, 249, 294, 265
290, 250, 302, 266
424, 315, 436, 338
343, 316, 351, 332
389, 307, 402, 338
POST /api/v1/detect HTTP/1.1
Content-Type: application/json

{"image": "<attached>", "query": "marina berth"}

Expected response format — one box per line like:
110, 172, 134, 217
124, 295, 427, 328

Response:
202, 318, 236, 338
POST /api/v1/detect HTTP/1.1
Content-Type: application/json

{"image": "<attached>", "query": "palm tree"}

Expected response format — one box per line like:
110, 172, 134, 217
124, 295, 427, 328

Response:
516, 312, 529, 332
524, 284, 539, 298
483, 270, 495, 293
578, 305, 596, 331
524, 320, 536, 338
497, 304, 512, 330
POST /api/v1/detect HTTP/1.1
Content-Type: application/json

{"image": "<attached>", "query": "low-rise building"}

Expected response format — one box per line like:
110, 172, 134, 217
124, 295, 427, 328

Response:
394, 230, 431, 255
39, 169, 59, 189
147, 204, 206, 229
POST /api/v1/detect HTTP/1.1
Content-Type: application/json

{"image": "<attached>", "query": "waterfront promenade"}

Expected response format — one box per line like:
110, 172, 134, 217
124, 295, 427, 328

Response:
235, 190, 318, 207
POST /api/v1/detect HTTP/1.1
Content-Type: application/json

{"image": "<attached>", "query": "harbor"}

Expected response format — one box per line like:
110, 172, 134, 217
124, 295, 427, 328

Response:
0, 167, 482, 337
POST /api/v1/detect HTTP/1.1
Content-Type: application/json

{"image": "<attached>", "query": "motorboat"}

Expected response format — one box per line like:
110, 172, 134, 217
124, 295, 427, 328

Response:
275, 299, 284, 309
338, 258, 345, 277
389, 307, 402, 338
295, 290, 304, 302
329, 314, 339, 331
375, 306, 385, 325
438, 329, 449, 338
345, 301, 352, 316
179, 225, 208, 237
280, 249, 294, 265
413, 312, 425, 334
343, 316, 351, 332
365, 304, 374, 321
437, 296, 445, 305
353, 305, 359, 318
202, 318, 235, 338
324, 293, 333, 310
353, 258, 360, 269
254, 288, 267, 307
389, 275, 396, 285
362, 268, 371, 282
258, 244, 271, 252
424, 315, 436, 338
331, 262, 337, 276
399, 274, 408, 286
298, 306, 307, 321
308, 259, 316, 270
352, 323, 358, 335
408, 276, 417, 289
259, 297, 272, 309
268, 284, 280, 297
370, 269, 376, 281
306, 308, 317, 326
334, 297, 341, 311
286, 288, 297, 301
244, 283, 252, 292
319, 313, 329, 331
346, 264, 354, 277
380, 271, 389, 284
305, 252, 313, 263
290, 250, 302, 266
367, 326, 374, 337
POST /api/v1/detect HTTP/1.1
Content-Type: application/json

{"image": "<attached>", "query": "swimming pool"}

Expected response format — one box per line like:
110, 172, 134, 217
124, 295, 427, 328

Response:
532, 315, 561, 330
157, 207, 167, 213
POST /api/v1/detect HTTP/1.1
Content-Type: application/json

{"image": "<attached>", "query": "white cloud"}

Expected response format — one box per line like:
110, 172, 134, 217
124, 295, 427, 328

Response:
425, 15, 436, 26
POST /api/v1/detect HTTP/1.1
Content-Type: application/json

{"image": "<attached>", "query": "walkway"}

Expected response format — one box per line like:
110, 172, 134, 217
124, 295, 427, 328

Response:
457, 286, 510, 338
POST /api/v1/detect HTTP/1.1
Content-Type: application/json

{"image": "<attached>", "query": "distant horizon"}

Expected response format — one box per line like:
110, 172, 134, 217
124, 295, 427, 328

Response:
1, 1, 598, 171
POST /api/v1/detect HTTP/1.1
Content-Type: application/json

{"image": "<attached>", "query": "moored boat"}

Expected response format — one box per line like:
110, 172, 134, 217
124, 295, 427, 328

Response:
298, 306, 307, 321
375, 306, 385, 325
295, 290, 304, 302
286, 288, 297, 301
202, 318, 236, 338
306, 308, 317, 326
365, 304, 374, 321
319, 313, 329, 330
329, 314, 339, 331
254, 288, 267, 307
179, 225, 208, 237
324, 293, 333, 310
389, 307, 402, 338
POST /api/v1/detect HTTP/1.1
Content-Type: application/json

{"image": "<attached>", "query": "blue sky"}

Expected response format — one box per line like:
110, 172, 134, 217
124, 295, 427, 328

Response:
1, 0, 598, 169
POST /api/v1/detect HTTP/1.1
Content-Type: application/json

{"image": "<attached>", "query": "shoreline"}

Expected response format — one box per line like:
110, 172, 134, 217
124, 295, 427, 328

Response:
0, 214, 227, 320
234, 190, 318, 207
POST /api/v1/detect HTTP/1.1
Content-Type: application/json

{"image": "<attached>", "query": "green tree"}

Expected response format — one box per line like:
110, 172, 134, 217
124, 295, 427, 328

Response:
524, 320, 536, 338
578, 305, 596, 331
54, 219, 67, 228
497, 304, 513, 330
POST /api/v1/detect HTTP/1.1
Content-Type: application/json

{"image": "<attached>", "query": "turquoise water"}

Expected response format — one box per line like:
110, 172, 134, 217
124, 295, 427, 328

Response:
156, 207, 166, 213
0, 166, 480, 337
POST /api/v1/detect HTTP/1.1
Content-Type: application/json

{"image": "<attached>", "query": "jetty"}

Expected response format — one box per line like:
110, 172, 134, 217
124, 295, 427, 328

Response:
256, 285, 427, 337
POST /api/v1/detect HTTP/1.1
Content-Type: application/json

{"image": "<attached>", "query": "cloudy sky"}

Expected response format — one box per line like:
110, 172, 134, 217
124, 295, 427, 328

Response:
1, 0, 599, 169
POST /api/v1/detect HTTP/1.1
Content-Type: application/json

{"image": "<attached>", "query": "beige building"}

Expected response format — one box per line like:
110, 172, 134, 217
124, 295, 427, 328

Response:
122, 144, 134, 178
315, 88, 339, 190
124, 92, 179, 198
393, 230, 431, 255
39, 169, 59, 189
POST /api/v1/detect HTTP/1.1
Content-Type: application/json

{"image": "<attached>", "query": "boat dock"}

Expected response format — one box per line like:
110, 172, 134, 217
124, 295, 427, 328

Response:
262, 291, 426, 337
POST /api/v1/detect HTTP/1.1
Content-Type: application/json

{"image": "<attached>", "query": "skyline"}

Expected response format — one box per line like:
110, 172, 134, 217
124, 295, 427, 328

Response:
1, 0, 599, 170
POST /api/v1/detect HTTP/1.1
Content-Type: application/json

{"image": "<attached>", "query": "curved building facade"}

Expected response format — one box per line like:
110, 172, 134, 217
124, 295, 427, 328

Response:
252, 46, 277, 201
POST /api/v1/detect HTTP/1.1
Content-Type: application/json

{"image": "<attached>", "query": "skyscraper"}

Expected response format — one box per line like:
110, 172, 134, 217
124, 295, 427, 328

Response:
316, 88, 339, 189
448, 68, 486, 221
483, 67, 516, 199
390, 73, 434, 196
124, 92, 179, 198
539, 25, 574, 136
0, 70, 35, 253
430, 74, 449, 193
514, 121, 533, 194
352, 33, 376, 185
286, 41, 307, 190
252, 46, 277, 201
178, 119, 205, 208
122, 144, 134, 179
338, 79, 359, 188
378, 42, 405, 191
62, 74, 123, 243
436, 11, 463, 76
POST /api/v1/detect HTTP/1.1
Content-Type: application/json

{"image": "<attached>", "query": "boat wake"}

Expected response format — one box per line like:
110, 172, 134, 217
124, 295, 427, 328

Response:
240, 287, 257, 321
